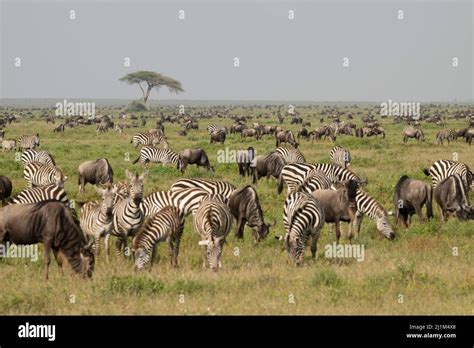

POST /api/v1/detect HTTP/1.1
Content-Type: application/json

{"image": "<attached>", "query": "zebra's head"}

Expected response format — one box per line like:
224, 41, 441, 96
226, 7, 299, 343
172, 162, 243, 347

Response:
376, 216, 395, 240
95, 185, 118, 218
55, 172, 67, 188
198, 238, 224, 272
133, 248, 149, 272
284, 233, 305, 266
125, 169, 147, 204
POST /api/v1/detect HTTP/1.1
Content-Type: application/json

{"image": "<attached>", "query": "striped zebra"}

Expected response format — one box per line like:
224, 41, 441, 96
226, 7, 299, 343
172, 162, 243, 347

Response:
170, 178, 236, 199
132, 206, 185, 271
436, 129, 455, 145
21, 149, 55, 166
350, 189, 395, 240
329, 145, 351, 168
207, 124, 227, 134
23, 162, 68, 188
290, 168, 333, 194
423, 159, 473, 191
11, 184, 70, 206
274, 146, 306, 164
282, 192, 325, 266
193, 194, 233, 272
105, 170, 147, 256
133, 146, 183, 172
80, 186, 118, 255
279, 162, 363, 194
140, 188, 208, 218
131, 132, 169, 149
18, 134, 40, 150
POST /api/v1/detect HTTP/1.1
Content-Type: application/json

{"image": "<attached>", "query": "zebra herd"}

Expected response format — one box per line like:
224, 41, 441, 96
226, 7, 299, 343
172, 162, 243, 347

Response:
0, 118, 472, 277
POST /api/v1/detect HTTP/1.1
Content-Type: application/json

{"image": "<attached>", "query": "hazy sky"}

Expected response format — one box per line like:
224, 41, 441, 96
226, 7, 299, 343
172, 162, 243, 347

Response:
1, 0, 472, 102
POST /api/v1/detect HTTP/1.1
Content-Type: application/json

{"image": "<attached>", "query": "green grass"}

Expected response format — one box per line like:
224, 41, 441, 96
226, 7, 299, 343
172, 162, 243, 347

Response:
0, 104, 473, 315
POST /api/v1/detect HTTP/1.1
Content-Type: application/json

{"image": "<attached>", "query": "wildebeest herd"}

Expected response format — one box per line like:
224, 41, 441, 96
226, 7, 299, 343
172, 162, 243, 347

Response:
0, 105, 473, 280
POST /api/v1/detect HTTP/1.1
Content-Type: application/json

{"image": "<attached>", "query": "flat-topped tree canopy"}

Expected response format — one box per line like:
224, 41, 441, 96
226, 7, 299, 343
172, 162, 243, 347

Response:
119, 71, 184, 105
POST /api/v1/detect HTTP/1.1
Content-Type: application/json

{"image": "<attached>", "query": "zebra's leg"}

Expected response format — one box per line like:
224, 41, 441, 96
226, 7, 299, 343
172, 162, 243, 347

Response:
201, 246, 207, 269
172, 229, 184, 268
235, 217, 245, 239
104, 234, 110, 262
93, 235, 100, 256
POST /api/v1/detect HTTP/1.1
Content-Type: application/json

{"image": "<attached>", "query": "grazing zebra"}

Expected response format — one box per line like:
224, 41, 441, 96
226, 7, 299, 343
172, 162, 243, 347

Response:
282, 192, 325, 266
23, 162, 68, 188
193, 194, 233, 272
21, 149, 55, 166
18, 134, 40, 150
105, 170, 147, 256
133, 146, 183, 172
279, 162, 363, 194
423, 159, 472, 191
351, 189, 395, 240
132, 206, 185, 271
131, 132, 169, 149
330, 145, 351, 168
11, 184, 70, 206
140, 188, 208, 218
80, 186, 118, 255
436, 129, 455, 145
170, 178, 236, 199
274, 146, 306, 164
207, 124, 227, 134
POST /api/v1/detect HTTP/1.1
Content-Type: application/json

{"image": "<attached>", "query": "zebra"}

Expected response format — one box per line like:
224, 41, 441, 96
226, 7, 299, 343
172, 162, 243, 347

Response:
133, 146, 183, 172
274, 146, 306, 164
193, 194, 233, 272
279, 162, 364, 194
18, 134, 40, 150
23, 162, 68, 188
207, 124, 227, 134
351, 189, 395, 240
140, 188, 208, 218
131, 132, 169, 149
329, 145, 351, 168
282, 191, 325, 266
423, 159, 472, 191
105, 170, 147, 257
80, 185, 118, 255
132, 206, 185, 271
170, 178, 236, 199
11, 184, 70, 206
290, 168, 333, 194
436, 129, 455, 145
21, 149, 56, 166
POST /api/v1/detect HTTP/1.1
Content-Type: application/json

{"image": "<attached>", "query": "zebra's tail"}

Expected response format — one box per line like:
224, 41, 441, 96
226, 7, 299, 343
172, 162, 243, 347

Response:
422, 168, 430, 176
132, 156, 140, 165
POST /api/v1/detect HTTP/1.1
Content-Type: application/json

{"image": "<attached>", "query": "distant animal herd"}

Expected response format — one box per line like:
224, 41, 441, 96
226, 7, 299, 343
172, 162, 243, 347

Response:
0, 106, 472, 279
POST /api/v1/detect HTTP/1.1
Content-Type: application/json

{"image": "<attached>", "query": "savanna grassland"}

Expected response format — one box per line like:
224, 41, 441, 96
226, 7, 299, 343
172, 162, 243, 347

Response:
0, 104, 473, 315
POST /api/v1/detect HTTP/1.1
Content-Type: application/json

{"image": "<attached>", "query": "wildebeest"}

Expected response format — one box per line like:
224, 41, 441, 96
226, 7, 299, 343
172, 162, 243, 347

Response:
434, 174, 471, 221
241, 128, 261, 140
237, 147, 256, 177
228, 185, 275, 242
297, 127, 310, 140
0, 176, 12, 205
367, 125, 385, 139
252, 152, 285, 186
53, 124, 65, 133
77, 158, 114, 193
275, 130, 299, 148
393, 175, 433, 227
402, 126, 425, 143
0, 201, 94, 279
311, 180, 358, 243
180, 148, 214, 172
436, 129, 454, 145
210, 130, 226, 144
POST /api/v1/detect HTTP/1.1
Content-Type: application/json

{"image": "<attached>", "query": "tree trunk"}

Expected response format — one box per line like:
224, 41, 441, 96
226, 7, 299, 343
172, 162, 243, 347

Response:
143, 84, 153, 104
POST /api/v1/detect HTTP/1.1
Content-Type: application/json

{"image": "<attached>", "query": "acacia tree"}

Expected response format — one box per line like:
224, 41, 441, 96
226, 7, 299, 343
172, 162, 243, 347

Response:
119, 71, 184, 105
